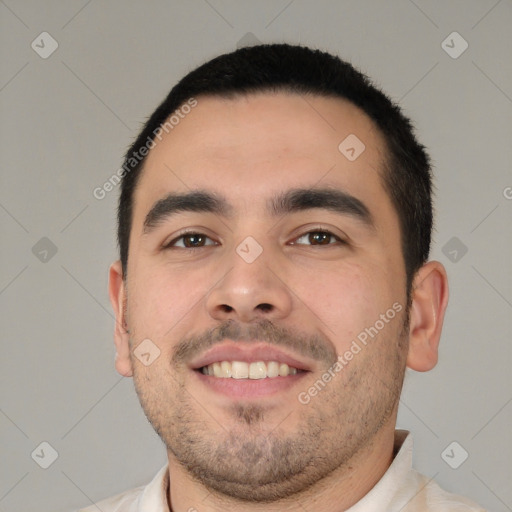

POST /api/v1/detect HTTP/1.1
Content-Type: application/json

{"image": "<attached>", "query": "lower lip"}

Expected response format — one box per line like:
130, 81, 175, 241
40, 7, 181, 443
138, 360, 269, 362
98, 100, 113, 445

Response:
193, 370, 308, 398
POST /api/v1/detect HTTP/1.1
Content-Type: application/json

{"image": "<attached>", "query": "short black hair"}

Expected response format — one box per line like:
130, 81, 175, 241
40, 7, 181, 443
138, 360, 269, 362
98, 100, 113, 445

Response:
118, 43, 433, 291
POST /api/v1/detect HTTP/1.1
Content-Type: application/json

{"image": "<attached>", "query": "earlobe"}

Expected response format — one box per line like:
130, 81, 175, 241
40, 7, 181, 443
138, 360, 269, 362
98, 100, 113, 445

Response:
108, 260, 133, 377
406, 261, 449, 372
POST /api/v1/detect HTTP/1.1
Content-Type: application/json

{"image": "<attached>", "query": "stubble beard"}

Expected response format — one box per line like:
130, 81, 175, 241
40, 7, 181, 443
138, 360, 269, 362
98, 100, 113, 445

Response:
131, 312, 409, 503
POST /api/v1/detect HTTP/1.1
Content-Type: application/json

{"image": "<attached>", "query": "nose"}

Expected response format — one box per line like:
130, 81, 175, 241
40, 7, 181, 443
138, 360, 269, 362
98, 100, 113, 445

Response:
205, 243, 293, 324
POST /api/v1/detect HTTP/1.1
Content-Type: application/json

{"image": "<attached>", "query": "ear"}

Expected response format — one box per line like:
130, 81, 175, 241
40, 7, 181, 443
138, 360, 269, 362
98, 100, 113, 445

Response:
406, 261, 449, 372
108, 260, 133, 377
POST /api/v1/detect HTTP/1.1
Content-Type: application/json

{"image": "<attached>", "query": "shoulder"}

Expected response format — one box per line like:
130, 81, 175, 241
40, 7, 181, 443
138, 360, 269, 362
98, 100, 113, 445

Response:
75, 464, 169, 512
76, 485, 145, 512
407, 470, 487, 512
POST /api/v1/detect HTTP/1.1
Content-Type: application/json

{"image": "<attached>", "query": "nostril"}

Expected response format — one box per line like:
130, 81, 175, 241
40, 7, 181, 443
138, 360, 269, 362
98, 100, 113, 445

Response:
221, 304, 234, 312
258, 303, 273, 312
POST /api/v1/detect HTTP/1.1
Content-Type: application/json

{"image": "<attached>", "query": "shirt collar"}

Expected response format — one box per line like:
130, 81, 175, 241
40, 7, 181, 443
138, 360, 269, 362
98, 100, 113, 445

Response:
346, 429, 415, 512
137, 463, 170, 511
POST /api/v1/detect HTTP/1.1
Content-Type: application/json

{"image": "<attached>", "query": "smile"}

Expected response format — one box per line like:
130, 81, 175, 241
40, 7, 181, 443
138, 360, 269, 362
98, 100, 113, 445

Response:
199, 360, 302, 379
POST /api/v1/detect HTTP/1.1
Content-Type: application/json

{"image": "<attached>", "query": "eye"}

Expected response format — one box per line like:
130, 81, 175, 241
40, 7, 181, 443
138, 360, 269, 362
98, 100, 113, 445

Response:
292, 230, 344, 246
164, 232, 217, 249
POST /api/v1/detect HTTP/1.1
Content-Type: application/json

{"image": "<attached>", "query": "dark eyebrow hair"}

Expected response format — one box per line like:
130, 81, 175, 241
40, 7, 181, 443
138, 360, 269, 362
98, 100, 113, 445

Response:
269, 188, 374, 228
143, 187, 373, 234
143, 191, 232, 233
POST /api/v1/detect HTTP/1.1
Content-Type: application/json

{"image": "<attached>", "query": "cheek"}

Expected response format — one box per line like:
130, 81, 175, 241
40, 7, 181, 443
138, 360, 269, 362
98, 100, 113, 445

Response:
295, 262, 400, 349
129, 265, 209, 339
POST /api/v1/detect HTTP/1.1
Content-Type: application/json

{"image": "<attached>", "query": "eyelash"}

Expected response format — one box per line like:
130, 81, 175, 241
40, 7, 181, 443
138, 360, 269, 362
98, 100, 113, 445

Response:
164, 232, 217, 250
292, 230, 345, 246
163, 229, 346, 250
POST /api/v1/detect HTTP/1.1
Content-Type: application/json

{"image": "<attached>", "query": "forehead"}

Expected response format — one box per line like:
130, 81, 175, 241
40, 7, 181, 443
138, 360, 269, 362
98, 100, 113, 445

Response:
133, 92, 391, 221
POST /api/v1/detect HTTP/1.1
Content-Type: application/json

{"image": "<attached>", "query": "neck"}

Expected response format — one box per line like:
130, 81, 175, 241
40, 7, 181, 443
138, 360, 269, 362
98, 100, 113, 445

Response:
167, 424, 396, 512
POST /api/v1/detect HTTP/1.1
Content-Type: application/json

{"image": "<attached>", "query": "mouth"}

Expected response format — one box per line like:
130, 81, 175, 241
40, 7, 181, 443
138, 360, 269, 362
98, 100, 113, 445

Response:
198, 360, 303, 379
189, 342, 313, 398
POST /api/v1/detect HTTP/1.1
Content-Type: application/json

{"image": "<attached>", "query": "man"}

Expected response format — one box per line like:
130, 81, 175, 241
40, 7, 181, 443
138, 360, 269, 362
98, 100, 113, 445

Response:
81, 44, 485, 511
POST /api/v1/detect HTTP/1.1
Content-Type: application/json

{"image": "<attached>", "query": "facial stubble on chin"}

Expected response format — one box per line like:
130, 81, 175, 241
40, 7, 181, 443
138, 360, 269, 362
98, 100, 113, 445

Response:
130, 313, 409, 503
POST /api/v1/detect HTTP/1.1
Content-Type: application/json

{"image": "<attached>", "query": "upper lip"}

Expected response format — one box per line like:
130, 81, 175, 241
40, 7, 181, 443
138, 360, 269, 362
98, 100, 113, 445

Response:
189, 341, 313, 372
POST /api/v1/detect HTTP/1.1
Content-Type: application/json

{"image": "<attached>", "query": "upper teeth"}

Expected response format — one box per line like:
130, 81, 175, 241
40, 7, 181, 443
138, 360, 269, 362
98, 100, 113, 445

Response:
201, 361, 298, 379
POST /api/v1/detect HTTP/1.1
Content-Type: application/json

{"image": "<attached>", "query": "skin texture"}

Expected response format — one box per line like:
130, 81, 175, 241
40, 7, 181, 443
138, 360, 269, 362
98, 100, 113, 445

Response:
109, 92, 449, 511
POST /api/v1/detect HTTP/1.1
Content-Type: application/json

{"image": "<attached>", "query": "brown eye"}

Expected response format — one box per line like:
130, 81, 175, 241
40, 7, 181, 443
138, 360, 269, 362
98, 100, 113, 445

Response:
308, 232, 332, 245
294, 230, 342, 246
165, 233, 216, 249
182, 234, 206, 247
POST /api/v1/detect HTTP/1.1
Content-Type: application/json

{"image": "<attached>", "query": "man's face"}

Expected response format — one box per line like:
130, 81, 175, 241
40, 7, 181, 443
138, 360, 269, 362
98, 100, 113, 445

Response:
119, 93, 410, 500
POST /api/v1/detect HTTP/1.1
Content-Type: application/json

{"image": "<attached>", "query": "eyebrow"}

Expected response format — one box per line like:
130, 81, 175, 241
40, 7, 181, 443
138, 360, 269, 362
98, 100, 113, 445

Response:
142, 187, 374, 234
270, 188, 374, 228
143, 191, 233, 233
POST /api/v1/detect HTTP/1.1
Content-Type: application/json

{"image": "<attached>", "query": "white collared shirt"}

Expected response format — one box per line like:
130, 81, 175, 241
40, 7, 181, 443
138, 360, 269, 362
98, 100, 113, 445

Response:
78, 431, 486, 511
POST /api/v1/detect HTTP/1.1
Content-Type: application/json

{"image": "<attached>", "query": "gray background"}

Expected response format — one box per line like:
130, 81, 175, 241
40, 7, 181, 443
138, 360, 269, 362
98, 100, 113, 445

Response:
1, 1, 511, 511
